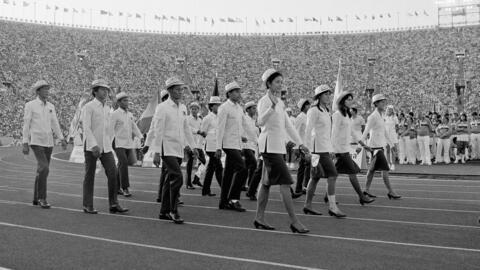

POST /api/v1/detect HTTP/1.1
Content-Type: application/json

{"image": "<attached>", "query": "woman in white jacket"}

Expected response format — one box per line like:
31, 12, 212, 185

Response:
254, 68, 310, 234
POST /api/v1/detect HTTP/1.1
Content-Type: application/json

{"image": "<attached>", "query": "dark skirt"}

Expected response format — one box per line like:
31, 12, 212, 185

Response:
369, 148, 390, 171
311, 152, 338, 180
335, 153, 360, 175
261, 153, 293, 186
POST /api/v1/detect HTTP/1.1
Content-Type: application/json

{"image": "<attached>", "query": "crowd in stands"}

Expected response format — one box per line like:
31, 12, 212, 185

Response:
1, 20, 480, 140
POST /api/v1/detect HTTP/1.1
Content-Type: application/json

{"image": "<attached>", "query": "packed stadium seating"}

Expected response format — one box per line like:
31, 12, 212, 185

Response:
1, 20, 480, 139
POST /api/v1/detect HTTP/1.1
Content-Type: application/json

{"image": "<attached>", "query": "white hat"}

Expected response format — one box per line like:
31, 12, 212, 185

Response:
31, 80, 50, 94
286, 108, 293, 113
225, 81, 241, 93
372, 94, 387, 105
91, 79, 111, 90
297, 98, 309, 110
314, 85, 331, 97
165, 77, 185, 89
335, 91, 353, 107
160, 89, 169, 100
189, 102, 200, 108
244, 101, 256, 110
261, 68, 282, 88
208, 96, 222, 104
116, 92, 128, 101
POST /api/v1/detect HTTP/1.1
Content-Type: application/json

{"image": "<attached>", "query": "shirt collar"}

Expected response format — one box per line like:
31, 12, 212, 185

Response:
36, 96, 47, 106
166, 97, 180, 108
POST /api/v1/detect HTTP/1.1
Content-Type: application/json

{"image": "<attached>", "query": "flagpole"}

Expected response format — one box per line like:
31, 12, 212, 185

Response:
161, 17, 164, 33
177, 19, 180, 34
143, 13, 146, 31
33, 1, 36, 21
245, 16, 247, 34
345, 15, 348, 31
397, 12, 400, 28
194, 16, 197, 33
295, 16, 298, 34
89, 9, 92, 27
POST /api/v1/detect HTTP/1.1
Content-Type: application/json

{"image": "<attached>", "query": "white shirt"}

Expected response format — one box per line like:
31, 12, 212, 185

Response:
22, 97, 63, 147
145, 102, 187, 147
188, 114, 204, 149
82, 98, 114, 153
361, 109, 390, 148
242, 114, 259, 151
294, 112, 307, 150
257, 95, 302, 154
150, 98, 195, 158
332, 111, 359, 153
305, 105, 333, 153
200, 112, 218, 152
216, 99, 255, 150
111, 108, 142, 149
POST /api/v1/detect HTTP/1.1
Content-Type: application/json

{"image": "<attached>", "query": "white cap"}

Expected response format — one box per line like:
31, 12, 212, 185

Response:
314, 85, 331, 97
31, 80, 50, 94
335, 91, 353, 108
91, 79, 111, 90
225, 81, 241, 93
160, 89, 169, 100
261, 68, 278, 82
208, 96, 222, 104
165, 77, 185, 89
116, 92, 128, 101
244, 101, 256, 110
189, 102, 200, 108
372, 94, 387, 105
297, 98, 309, 110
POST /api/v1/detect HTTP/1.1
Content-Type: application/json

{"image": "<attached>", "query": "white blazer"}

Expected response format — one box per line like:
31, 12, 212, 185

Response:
82, 98, 114, 153
257, 94, 302, 154
305, 105, 333, 153
200, 112, 218, 152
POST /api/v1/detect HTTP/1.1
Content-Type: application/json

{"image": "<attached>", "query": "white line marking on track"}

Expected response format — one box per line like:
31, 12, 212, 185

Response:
0, 221, 324, 270
1, 200, 479, 253
1, 189, 479, 230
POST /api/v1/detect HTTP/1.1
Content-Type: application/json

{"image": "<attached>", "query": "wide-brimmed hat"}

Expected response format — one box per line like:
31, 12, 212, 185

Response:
31, 80, 50, 94
91, 79, 111, 90
314, 85, 332, 97
189, 102, 200, 108
261, 68, 282, 88
165, 77, 185, 89
335, 91, 354, 108
372, 93, 387, 105
297, 98, 309, 110
160, 89, 169, 100
244, 101, 256, 110
116, 92, 128, 101
225, 81, 241, 93
208, 96, 222, 104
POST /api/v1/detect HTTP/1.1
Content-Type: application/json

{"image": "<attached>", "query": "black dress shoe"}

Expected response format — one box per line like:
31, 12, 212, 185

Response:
328, 209, 347, 218
186, 185, 195, 190
290, 224, 309, 234
359, 197, 375, 205
303, 207, 322, 215
290, 188, 302, 199
109, 205, 129, 214
169, 212, 184, 224
32, 200, 39, 206
83, 206, 98, 214
241, 186, 248, 191
229, 201, 246, 212
363, 191, 377, 198
177, 200, 184, 205
202, 193, 216, 197
253, 220, 275, 230
387, 193, 402, 200
38, 200, 51, 209
123, 189, 132, 197
117, 189, 125, 195
156, 198, 162, 203
159, 213, 172, 220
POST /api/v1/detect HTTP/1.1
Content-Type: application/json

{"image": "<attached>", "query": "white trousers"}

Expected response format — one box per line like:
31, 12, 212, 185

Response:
398, 136, 407, 164
417, 136, 431, 164
471, 133, 480, 159
405, 137, 417, 164
435, 138, 451, 163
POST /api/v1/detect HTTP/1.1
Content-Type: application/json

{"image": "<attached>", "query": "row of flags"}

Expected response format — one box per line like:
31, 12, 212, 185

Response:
2, 0, 435, 24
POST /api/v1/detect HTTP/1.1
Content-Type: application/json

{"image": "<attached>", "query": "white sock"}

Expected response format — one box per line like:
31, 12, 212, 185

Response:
328, 195, 337, 210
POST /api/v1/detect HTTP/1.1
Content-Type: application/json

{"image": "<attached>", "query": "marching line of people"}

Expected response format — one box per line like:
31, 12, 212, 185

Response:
22, 69, 411, 233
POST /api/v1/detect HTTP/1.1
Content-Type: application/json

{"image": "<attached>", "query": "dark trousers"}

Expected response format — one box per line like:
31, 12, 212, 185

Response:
114, 147, 134, 190
160, 156, 183, 214
186, 148, 206, 186
242, 149, 257, 188
247, 159, 263, 196
83, 151, 118, 207
157, 164, 167, 201
220, 148, 247, 206
30, 145, 53, 201
203, 151, 223, 195
295, 153, 311, 193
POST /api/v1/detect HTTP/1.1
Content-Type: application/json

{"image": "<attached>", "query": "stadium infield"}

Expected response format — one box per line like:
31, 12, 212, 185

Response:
0, 146, 479, 270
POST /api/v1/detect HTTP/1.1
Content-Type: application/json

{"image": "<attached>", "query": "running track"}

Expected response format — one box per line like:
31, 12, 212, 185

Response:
0, 146, 479, 270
